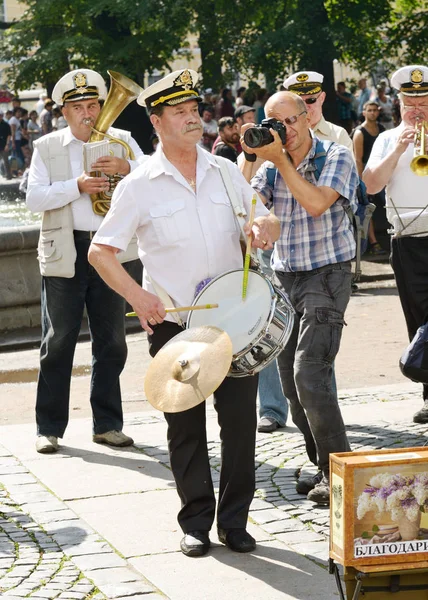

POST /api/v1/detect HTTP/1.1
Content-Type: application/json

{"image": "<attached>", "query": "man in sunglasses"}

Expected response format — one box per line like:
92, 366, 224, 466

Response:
283, 71, 352, 151
241, 91, 359, 506
241, 71, 354, 468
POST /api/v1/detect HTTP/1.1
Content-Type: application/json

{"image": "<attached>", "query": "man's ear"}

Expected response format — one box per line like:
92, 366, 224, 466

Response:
150, 114, 160, 132
319, 91, 326, 107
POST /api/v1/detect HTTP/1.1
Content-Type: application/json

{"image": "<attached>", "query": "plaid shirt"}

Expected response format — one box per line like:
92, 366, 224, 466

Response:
251, 135, 359, 272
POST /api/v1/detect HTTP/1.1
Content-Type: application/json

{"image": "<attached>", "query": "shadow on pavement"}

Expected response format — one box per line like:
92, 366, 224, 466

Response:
57, 445, 174, 482
212, 542, 335, 599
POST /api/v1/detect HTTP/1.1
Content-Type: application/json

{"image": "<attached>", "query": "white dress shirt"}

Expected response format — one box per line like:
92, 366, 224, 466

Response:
94, 145, 269, 319
26, 126, 146, 232
365, 122, 428, 229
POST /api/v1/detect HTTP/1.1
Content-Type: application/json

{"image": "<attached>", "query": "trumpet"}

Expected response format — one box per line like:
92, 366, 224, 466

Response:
410, 119, 428, 176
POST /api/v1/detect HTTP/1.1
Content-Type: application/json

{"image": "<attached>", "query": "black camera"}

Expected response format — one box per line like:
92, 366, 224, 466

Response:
243, 118, 287, 149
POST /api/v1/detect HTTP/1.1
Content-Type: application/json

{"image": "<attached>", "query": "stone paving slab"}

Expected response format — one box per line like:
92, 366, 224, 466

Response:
23, 454, 173, 501
67, 490, 181, 558
1, 384, 428, 599
129, 538, 336, 600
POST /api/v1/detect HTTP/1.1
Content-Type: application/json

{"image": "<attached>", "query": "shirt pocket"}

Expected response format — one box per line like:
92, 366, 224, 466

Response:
209, 192, 238, 233
149, 199, 190, 245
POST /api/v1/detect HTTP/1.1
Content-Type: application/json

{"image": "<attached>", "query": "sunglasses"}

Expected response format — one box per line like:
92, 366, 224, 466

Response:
280, 110, 307, 126
304, 96, 319, 105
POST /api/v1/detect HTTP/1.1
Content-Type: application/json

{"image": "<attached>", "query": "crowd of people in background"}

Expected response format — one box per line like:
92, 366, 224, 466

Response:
192, 77, 395, 264
0, 93, 67, 180
336, 78, 400, 134
194, 77, 401, 159
0, 75, 400, 179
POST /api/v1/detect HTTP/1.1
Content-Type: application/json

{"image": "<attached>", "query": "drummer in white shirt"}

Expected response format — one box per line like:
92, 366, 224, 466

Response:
364, 64, 428, 425
88, 68, 280, 558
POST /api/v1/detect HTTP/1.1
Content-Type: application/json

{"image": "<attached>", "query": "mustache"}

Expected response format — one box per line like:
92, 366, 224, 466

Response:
183, 122, 203, 133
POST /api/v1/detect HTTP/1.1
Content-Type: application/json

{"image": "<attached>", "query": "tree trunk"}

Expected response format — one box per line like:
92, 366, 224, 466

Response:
196, 2, 223, 91
296, 0, 337, 123
314, 57, 336, 124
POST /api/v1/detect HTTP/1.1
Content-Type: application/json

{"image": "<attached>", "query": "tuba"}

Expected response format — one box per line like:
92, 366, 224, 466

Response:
410, 119, 428, 177
85, 70, 143, 215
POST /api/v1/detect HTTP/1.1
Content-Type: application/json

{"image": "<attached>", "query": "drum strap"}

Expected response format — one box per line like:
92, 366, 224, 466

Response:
215, 158, 258, 263
215, 157, 248, 238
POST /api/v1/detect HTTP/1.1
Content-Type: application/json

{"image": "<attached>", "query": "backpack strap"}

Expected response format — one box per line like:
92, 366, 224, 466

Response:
266, 164, 277, 188
312, 139, 366, 283
264, 143, 333, 188
312, 139, 334, 179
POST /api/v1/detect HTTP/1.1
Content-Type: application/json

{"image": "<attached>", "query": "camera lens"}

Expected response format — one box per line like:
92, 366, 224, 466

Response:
243, 127, 274, 149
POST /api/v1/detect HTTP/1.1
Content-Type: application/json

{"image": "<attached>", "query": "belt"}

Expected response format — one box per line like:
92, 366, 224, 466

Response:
276, 260, 351, 276
73, 230, 97, 240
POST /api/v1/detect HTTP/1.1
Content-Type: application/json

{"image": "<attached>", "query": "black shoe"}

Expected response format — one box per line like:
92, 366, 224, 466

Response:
218, 528, 256, 553
413, 400, 428, 424
257, 416, 280, 433
295, 470, 323, 495
180, 531, 210, 557
307, 476, 330, 506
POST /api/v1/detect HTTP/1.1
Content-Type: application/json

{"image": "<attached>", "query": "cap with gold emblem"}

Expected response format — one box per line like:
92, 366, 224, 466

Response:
52, 69, 108, 106
283, 71, 324, 96
137, 69, 201, 111
391, 65, 428, 96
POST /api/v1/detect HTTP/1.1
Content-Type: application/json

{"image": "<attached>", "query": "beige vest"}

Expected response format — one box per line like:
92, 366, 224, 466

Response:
35, 128, 134, 278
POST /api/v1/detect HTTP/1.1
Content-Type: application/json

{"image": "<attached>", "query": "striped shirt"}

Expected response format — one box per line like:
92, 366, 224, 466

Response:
251, 135, 359, 272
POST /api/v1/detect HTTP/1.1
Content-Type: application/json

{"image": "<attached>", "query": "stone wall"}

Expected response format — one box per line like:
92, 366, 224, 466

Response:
0, 225, 143, 334
0, 226, 41, 331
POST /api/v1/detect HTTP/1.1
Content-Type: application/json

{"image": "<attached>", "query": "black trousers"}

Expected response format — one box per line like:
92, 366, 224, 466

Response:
148, 321, 258, 533
391, 236, 428, 400
37, 234, 127, 437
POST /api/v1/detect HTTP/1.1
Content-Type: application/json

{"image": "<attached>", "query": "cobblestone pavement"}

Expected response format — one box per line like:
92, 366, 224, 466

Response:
0, 446, 163, 600
134, 388, 428, 566
1, 388, 427, 599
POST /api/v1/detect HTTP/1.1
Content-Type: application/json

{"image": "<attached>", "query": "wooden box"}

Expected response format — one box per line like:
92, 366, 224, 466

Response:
330, 447, 428, 567
343, 563, 428, 599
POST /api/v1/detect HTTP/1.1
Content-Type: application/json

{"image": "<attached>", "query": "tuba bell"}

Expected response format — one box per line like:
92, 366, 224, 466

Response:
410, 119, 428, 176
85, 70, 143, 215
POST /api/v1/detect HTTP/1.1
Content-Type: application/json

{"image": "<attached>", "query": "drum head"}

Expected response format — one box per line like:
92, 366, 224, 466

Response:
187, 270, 272, 354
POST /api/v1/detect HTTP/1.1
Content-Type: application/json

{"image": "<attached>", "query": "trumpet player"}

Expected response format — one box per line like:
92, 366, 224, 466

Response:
26, 68, 146, 454
364, 65, 428, 424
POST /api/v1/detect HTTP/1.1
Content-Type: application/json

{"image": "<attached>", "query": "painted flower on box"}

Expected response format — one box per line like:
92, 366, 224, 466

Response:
357, 472, 428, 523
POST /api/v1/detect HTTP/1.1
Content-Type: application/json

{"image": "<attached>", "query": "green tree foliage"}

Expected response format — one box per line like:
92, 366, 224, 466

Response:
233, 0, 392, 86
0, 0, 192, 94
385, 0, 428, 68
189, 0, 265, 90
1, 0, 428, 99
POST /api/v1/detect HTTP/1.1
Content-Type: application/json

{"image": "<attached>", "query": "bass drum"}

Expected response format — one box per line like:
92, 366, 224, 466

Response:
187, 269, 294, 377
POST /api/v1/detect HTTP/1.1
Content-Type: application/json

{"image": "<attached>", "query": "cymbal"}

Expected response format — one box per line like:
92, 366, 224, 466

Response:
144, 326, 233, 413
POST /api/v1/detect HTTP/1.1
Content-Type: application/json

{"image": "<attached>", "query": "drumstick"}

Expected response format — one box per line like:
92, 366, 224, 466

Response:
242, 195, 257, 301
126, 304, 219, 317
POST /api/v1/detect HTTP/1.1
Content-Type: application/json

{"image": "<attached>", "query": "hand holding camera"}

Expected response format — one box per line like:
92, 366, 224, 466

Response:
241, 118, 287, 163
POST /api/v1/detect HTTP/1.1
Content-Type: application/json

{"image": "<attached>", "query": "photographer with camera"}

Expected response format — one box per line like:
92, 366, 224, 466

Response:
241, 91, 359, 505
